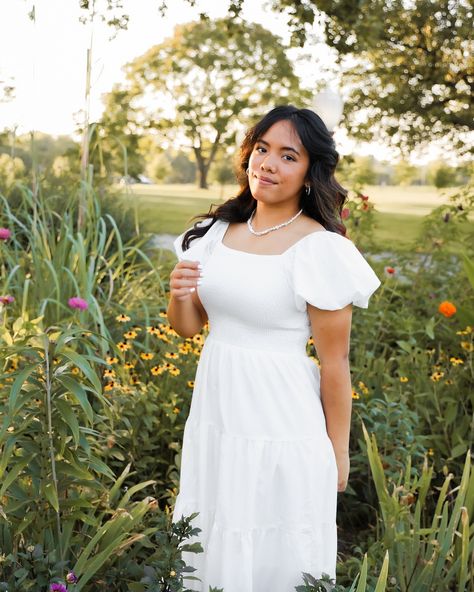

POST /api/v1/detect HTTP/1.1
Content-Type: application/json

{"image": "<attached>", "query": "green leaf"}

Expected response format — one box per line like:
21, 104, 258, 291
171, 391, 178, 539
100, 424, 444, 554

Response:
8, 363, 41, 415
55, 398, 80, 445
44, 482, 59, 513
0, 455, 35, 496
425, 317, 435, 339
58, 376, 93, 423
60, 348, 102, 394
461, 252, 474, 290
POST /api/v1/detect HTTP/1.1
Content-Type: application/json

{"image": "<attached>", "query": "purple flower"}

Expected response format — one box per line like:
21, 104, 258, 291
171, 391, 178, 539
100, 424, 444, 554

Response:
50, 584, 67, 592
68, 297, 88, 311
66, 571, 78, 584
0, 227, 11, 240
0, 295, 15, 305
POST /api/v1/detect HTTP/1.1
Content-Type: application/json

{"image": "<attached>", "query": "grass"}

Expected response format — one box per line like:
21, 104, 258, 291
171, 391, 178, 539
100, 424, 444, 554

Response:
120, 183, 462, 248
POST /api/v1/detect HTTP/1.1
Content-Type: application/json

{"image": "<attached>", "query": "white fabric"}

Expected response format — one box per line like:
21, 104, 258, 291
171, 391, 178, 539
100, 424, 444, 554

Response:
172, 217, 380, 591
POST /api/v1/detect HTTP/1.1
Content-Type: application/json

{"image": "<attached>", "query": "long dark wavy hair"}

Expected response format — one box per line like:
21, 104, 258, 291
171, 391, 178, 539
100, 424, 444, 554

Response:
180, 104, 348, 252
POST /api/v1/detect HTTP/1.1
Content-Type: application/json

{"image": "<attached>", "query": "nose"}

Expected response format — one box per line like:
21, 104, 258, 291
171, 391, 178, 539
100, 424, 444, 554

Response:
260, 155, 276, 173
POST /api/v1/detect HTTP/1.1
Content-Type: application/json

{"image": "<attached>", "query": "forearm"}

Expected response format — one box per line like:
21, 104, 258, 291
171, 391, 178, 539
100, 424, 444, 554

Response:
319, 358, 352, 454
167, 294, 205, 339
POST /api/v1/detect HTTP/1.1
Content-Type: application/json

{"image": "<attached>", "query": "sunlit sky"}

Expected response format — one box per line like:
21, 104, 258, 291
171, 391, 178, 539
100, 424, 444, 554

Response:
0, 0, 448, 164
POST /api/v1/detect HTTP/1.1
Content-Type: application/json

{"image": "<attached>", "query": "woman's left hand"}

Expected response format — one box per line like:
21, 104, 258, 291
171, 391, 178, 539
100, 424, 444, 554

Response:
335, 451, 350, 492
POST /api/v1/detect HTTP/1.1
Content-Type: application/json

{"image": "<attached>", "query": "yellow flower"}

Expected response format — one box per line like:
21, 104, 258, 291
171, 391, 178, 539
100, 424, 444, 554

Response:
444, 379, 454, 385
358, 381, 369, 395
307, 337, 314, 346
169, 367, 180, 376
117, 341, 131, 352
124, 362, 135, 370
106, 356, 119, 365
173, 407, 180, 414
104, 369, 115, 378
132, 326, 142, 332
146, 325, 161, 335
352, 390, 360, 399
116, 314, 131, 322
131, 375, 141, 385
425, 348, 436, 355
159, 312, 168, 318
123, 330, 138, 340
399, 376, 409, 383
169, 570, 176, 577
430, 371, 445, 382
165, 352, 179, 359
151, 365, 163, 376
71, 367, 80, 375
187, 380, 195, 388
104, 381, 116, 391
460, 341, 474, 352
456, 326, 472, 335
449, 357, 464, 366
427, 448, 434, 456
192, 334, 204, 345
140, 352, 154, 360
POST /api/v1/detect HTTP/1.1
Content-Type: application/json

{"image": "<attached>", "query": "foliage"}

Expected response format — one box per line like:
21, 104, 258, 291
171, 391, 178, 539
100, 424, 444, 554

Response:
108, 17, 306, 188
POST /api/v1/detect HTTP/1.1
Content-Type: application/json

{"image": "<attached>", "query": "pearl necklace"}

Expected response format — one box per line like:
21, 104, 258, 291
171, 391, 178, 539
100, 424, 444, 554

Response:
247, 208, 304, 236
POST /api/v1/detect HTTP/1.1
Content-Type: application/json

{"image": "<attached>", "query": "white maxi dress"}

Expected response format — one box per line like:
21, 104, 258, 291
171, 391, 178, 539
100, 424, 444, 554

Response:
171, 217, 381, 592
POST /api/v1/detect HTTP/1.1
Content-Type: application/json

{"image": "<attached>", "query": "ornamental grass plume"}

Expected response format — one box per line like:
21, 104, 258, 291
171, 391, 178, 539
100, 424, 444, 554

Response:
68, 296, 88, 310
0, 227, 12, 240
438, 301, 456, 318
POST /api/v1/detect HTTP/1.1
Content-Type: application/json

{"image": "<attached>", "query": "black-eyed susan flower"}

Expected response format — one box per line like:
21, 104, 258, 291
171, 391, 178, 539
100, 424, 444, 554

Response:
140, 352, 154, 360
169, 367, 180, 376
430, 371, 444, 382
460, 341, 474, 352
399, 376, 409, 383
104, 369, 115, 378
159, 312, 168, 318
71, 367, 80, 375
131, 375, 141, 385
117, 342, 131, 352
352, 389, 360, 399
106, 356, 119, 365
151, 366, 163, 376
173, 407, 180, 414
124, 362, 135, 370
104, 381, 117, 391
123, 330, 138, 340
358, 381, 369, 395
116, 314, 131, 322
450, 357, 464, 366
456, 326, 472, 335
427, 448, 434, 456
165, 352, 179, 359
445, 379, 454, 385
187, 380, 195, 388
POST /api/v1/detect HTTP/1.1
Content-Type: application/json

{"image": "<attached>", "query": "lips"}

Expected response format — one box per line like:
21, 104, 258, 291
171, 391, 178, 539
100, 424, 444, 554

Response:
255, 174, 276, 185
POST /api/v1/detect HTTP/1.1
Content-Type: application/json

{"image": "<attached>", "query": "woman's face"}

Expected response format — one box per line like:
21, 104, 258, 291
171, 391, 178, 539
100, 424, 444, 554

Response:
248, 119, 310, 207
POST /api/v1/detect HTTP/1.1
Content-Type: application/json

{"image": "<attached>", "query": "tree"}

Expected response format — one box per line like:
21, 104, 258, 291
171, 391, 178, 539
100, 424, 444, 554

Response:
114, 17, 304, 188
217, 1, 474, 155
393, 160, 418, 186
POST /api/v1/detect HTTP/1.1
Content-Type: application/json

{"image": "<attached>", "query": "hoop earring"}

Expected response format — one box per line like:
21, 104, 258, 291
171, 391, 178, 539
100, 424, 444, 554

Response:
305, 185, 311, 196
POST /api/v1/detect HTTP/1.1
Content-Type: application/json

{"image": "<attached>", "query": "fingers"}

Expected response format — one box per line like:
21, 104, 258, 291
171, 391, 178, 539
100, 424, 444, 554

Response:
170, 260, 203, 300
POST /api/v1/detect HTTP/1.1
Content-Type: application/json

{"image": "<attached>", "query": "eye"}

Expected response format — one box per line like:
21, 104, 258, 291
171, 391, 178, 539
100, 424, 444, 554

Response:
283, 154, 295, 162
255, 145, 266, 153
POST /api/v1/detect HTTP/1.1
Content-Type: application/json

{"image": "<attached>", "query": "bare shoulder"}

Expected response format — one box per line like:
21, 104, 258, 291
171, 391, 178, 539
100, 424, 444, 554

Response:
298, 215, 326, 235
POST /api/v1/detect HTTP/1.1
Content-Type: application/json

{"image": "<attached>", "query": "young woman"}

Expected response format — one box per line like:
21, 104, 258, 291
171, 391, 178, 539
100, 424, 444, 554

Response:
167, 105, 380, 591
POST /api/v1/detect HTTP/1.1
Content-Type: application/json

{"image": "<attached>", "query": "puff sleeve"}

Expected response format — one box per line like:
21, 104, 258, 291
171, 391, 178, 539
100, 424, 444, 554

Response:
173, 217, 227, 265
292, 231, 381, 312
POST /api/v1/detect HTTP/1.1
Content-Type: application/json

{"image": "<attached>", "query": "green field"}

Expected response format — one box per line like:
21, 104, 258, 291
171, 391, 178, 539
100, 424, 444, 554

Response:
120, 183, 460, 248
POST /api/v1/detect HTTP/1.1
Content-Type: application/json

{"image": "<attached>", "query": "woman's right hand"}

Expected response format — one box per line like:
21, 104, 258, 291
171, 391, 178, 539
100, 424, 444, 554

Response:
169, 260, 203, 302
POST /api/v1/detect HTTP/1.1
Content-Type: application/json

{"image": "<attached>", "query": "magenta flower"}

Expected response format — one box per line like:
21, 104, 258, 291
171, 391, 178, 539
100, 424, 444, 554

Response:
0, 227, 11, 240
0, 295, 15, 305
68, 297, 88, 310
66, 571, 78, 584
50, 584, 67, 592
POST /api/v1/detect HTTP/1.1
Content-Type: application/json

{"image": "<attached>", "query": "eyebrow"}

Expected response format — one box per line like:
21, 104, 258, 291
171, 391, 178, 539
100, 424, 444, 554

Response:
257, 138, 301, 156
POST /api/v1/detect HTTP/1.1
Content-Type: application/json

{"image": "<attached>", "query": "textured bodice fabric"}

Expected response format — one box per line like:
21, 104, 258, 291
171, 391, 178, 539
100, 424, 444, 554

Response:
171, 217, 380, 591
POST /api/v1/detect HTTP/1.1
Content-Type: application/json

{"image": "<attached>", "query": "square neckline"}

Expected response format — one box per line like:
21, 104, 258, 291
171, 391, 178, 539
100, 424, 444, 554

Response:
219, 221, 329, 257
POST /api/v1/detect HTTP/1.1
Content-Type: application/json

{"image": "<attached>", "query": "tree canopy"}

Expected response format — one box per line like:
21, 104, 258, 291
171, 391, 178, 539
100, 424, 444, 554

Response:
110, 17, 305, 187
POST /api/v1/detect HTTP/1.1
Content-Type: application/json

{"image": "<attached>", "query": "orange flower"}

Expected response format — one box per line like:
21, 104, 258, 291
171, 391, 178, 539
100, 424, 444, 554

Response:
438, 301, 456, 318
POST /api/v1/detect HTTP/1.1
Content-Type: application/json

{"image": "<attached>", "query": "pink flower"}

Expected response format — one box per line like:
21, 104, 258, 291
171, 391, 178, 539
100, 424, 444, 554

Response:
360, 194, 369, 201
0, 295, 15, 304
0, 227, 11, 240
341, 208, 350, 220
66, 571, 78, 584
68, 297, 88, 310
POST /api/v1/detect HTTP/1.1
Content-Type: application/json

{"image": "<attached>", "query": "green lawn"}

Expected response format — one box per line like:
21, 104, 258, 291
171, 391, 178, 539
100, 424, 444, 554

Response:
120, 183, 461, 248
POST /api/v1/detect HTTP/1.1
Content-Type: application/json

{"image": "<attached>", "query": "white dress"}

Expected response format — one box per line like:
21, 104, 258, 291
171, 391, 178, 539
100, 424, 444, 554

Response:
171, 217, 381, 592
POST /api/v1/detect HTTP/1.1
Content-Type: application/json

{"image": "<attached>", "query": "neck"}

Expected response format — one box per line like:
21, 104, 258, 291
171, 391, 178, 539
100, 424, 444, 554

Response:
251, 204, 302, 230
